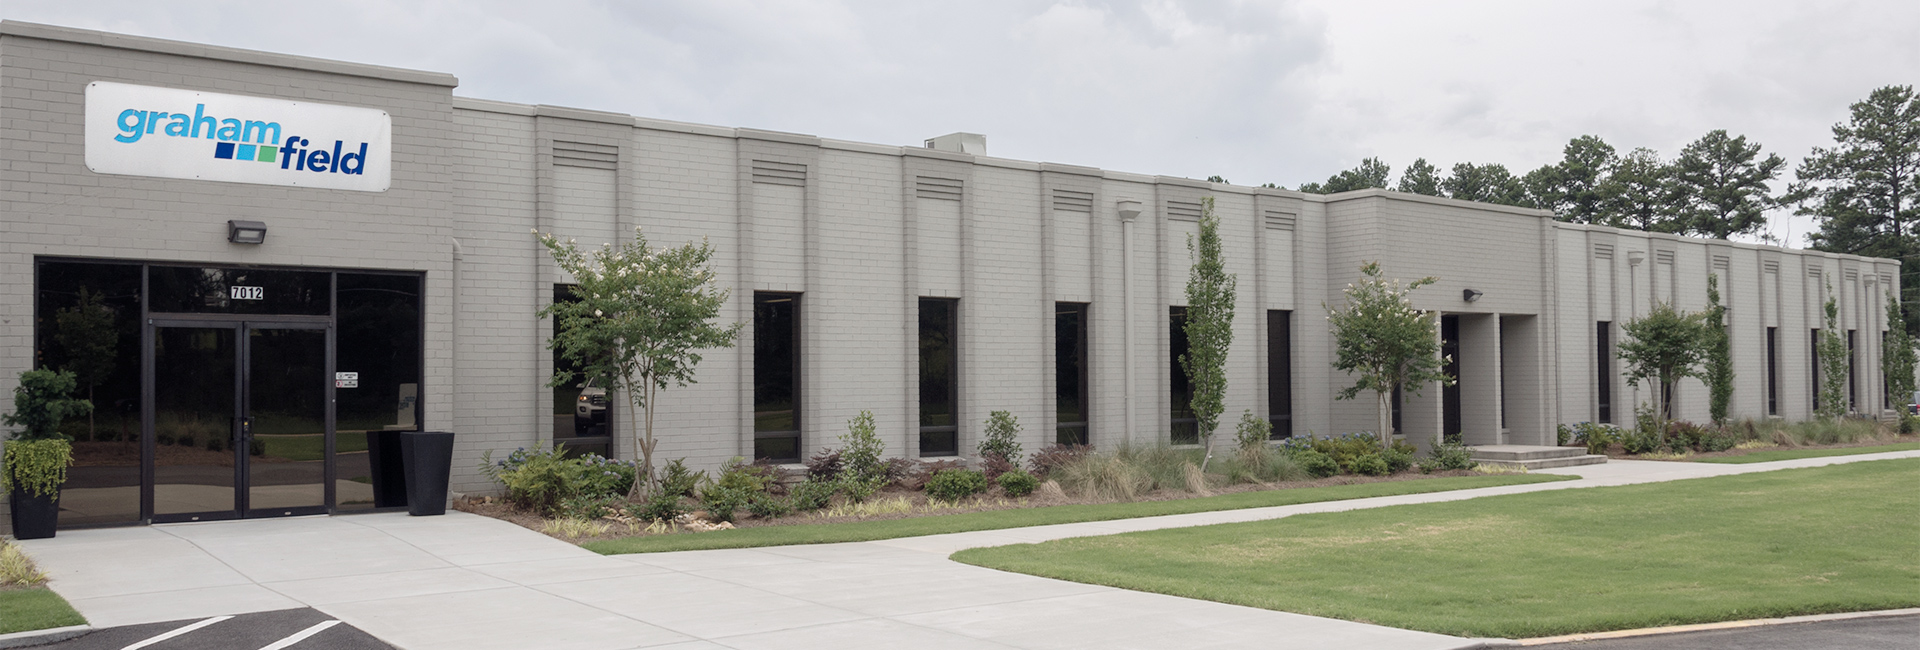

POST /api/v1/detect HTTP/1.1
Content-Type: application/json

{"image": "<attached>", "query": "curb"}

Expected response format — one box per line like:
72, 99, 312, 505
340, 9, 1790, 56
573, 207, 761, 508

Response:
1504, 608, 1920, 646
0, 625, 91, 649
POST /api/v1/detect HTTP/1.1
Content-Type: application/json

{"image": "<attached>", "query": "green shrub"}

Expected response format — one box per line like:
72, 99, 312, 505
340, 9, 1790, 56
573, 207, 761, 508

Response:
1902, 415, 1920, 435
1418, 441, 1477, 472
1556, 423, 1572, 446
1620, 428, 1662, 455
978, 410, 1024, 466
839, 476, 882, 503
789, 478, 837, 511
1233, 410, 1273, 451
1570, 422, 1621, 454
997, 468, 1040, 497
840, 411, 886, 483
558, 494, 621, 520
1295, 449, 1341, 478
1351, 453, 1391, 476
1699, 429, 1739, 453
925, 469, 990, 502
1382, 447, 1414, 474
712, 457, 776, 495
1311, 432, 1385, 472
576, 454, 639, 498
481, 445, 582, 515
658, 458, 703, 498
700, 485, 752, 523
746, 493, 793, 519
631, 491, 686, 523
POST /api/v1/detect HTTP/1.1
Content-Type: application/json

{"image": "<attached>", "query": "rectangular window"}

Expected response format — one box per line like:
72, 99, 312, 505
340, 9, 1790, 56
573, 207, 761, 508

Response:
1056, 302, 1090, 445
1847, 329, 1858, 412
1170, 306, 1196, 445
35, 259, 143, 527
1596, 321, 1612, 423
548, 285, 610, 459
754, 292, 801, 462
1811, 329, 1822, 412
1766, 327, 1779, 416
919, 298, 959, 456
1267, 310, 1292, 438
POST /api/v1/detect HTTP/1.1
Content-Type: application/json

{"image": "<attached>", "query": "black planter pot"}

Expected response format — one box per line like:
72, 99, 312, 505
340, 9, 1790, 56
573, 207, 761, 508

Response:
400, 431, 455, 516
8, 488, 60, 540
365, 430, 410, 509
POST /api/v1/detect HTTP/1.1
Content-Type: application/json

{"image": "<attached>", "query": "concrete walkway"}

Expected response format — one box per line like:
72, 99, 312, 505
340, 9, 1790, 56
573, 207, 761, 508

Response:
20, 451, 1918, 650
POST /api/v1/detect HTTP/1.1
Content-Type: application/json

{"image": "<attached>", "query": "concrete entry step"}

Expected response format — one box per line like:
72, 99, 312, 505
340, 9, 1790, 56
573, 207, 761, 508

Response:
1470, 445, 1609, 469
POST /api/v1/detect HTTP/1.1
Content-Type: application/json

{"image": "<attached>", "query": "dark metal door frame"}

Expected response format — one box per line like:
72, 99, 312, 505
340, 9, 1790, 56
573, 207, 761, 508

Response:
144, 318, 334, 524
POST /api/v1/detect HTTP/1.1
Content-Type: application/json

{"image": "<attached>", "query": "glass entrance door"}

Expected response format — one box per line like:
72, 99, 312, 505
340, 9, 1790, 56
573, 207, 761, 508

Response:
151, 321, 330, 522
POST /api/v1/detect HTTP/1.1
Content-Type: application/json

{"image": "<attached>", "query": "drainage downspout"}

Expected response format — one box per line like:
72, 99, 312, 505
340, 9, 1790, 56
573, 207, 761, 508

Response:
1117, 200, 1143, 444
450, 237, 464, 437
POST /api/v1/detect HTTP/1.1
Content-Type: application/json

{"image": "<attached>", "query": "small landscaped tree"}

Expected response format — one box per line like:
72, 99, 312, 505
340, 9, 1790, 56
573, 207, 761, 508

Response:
1180, 197, 1236, 472
1618, 301, 1707, 435
1703, 274, 1734, 426
539, 227, 744, 494
1328, 261, 1451, 448
1816, 290, 1850, 420
1882, 290, 1916, 418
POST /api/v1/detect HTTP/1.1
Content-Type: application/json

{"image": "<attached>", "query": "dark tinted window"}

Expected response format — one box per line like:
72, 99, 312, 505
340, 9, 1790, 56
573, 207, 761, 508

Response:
149, 265, 330, 315
1056, 302, 1089, 445
1596, 321, 1612, 423
1170, 307, 1196, 445
35, 260, 143, 526
754, 292, 801, 462
1268, 310, 1291, 438
920, 298, 958, 456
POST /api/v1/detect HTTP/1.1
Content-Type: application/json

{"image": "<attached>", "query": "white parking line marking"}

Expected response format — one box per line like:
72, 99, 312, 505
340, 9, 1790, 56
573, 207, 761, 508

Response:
256, 620, 342, 650
122, 615, 234, 650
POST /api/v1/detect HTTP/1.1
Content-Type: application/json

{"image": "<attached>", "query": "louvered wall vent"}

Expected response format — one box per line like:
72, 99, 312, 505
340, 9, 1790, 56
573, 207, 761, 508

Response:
1593, 243, 1614, 259
1264, 210, 1297, 230
917, 177, 963, 201
1166, 200, 1204, 221
1052, 190, 1093, 213
554, 141, 617, 170
752, 160, 807, 186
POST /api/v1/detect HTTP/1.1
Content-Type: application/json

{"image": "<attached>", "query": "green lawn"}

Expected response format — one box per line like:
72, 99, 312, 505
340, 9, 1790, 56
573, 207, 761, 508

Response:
953, 458, 1920, 639
584, 473, 1573, 554
0, 588, 85, 635
1696, 442, 1920, 464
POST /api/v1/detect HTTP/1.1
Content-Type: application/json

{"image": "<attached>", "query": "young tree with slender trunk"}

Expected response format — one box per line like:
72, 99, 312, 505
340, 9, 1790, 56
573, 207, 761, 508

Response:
1328, 262, 1451, 448
1703, 274, 1734, 426
1816, 290, 1851, 420
538, 227, 744, 495
1881, 289, 1916, 416
1618, 301, 1707, 436
1181, 197, 1235, 472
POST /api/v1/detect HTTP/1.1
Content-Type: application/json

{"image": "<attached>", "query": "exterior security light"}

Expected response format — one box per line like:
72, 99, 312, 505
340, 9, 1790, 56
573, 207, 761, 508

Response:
227, 220, 267, 244
1463, 289, 1483, 302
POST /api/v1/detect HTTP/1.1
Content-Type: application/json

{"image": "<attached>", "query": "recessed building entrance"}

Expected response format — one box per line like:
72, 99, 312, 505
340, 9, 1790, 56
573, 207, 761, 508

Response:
150, 321, 331, 522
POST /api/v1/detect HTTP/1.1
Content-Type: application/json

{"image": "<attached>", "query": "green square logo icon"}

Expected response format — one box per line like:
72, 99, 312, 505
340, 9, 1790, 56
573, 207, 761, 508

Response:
256, 146, 277, 163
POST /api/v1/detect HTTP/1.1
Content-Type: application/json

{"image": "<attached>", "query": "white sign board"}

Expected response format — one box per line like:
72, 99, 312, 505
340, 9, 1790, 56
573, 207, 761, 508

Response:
335, 372, 359, 389
229, 285, 264, 300
85, 81, 392, 192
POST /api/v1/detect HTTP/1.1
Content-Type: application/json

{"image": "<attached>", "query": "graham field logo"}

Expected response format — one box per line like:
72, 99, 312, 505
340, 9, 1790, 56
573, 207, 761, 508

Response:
86, 81, 393, 192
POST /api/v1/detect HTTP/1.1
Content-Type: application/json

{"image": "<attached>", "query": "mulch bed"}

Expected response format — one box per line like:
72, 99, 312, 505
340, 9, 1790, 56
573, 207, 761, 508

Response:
455, 468, 1491, 544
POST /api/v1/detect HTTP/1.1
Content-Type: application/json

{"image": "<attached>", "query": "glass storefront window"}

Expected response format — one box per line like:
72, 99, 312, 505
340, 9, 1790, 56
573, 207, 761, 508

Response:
148, 265, 331, 315
334, 272, 422, 510
35, 260, 144, 527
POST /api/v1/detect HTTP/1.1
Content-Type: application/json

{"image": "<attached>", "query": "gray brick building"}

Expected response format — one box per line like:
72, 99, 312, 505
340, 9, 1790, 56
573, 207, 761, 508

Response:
2, 22, 1899, 530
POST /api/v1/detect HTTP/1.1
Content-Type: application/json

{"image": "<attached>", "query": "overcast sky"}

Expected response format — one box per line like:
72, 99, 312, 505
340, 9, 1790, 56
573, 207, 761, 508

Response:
10, 0, 1918, 246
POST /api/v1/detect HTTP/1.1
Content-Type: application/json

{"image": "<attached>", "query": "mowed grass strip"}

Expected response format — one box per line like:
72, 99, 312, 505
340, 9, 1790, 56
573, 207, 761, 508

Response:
953, 458, 1920, 639
584, 474, 1572, 554
0, 587, 85, 635
1695, 442, 1920, 464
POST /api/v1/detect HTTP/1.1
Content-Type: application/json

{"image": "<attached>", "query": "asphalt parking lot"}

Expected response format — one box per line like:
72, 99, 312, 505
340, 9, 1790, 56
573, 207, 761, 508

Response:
35, 608, 392, 650
1531, 614, 1920, 650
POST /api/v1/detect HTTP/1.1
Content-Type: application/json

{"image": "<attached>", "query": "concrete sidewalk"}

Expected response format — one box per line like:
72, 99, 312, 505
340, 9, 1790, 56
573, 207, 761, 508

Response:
19, 451, 1918, 650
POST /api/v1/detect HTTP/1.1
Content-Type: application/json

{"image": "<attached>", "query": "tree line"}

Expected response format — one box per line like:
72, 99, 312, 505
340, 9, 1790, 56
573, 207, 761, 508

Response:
1226, 85, 1918, 332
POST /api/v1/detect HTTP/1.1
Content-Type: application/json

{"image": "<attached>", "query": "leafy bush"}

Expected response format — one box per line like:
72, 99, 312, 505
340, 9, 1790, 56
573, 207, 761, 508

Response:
700, 485, 752, 523
980, 453, 1016, 481
576, 454, 640, 497
1382, 447, 1414, 474
806, 448, 843, 481
658, 458, 704, 498
898, 459, 965, 491
1699, 429, 1739, 453
482, 445, 580, 515
3, 369, 92, 441
1666, 421, 1708, 452
1620, 428, 1663, 455
997, 468, 1040, 497
1027, 443, 1092, 480
711, 457, 776, 495
1233, 410, 1274, 451
882, 457, 917, 485
1569, 422, 1622, 455
1294, 449, 1341, 478
746, 493, 793, 519
1311, 432, 1385, 472
978, 410, 1024, 467
789, 478, 837, 511
1351, 453, 1391, 476
924, 469, 990, 502
631, 491, 686, 523
1556, 423, 1572, 446
558, 494, 622, 520
840, 410, 886, 483
1418, 441, 1477, 472
839, 476, 883, 503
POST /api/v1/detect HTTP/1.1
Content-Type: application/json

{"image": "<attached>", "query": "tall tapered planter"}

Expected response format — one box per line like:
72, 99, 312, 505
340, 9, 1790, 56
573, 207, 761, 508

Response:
400, 431, 454, 516
8, 488, 59, 540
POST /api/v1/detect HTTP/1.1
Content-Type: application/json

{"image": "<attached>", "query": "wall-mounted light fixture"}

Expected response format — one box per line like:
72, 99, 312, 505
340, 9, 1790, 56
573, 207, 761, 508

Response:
227, 220, 267, 244
1462, 289, 1483, 303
